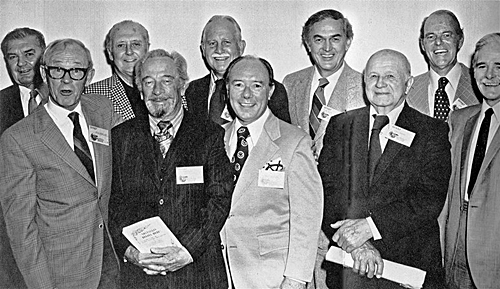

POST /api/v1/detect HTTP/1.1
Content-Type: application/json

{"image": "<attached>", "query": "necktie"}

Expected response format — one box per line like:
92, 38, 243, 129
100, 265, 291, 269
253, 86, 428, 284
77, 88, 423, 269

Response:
309, 78, 329, 139
368, 115, 389, 183
28, 89, 38, 114
209, 79, 228, 125
68, 112, 95, 182
468, 108, 494, 197
434, 77, 450, 121
154, 120, 174, 158
231, 126, 250, 183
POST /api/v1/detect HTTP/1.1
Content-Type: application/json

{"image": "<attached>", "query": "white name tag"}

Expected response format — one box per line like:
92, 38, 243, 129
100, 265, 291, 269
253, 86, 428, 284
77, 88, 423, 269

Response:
176, 166, 204, 184
258, 169, 285, 188
221, 105, 233, 122
89, 125, 109, 146
452, 98, 467, 110
318, 105, 342, 121
382, 125, 415, 147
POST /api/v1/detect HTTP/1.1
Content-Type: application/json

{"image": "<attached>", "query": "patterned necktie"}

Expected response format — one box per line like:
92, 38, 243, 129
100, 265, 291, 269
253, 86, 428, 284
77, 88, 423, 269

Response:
68, 112, 95, 182
434, 77, 450, 121
231, 126, 250, 183
209, 79, 228, 125
309, 78, 329, 139
28, 89, 38, 114
154, 120, 174, 158
468, 108, 494, 197
368, 114, 389, 183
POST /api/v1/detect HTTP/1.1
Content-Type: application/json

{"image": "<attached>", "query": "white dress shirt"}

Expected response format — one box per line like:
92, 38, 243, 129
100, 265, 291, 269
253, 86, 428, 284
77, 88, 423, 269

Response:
308, 63, 345, 112
19, 85, 41, 117
428, 63, 461, 115
227, 108, 270, 158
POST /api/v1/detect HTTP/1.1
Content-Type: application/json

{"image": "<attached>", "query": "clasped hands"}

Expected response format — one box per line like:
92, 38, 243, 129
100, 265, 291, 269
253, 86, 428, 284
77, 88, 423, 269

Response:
331, 219, 384, 279
124, 245, 192, 275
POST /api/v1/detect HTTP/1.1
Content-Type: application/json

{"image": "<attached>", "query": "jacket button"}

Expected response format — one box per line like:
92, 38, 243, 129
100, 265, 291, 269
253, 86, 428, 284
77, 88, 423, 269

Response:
98, 223, 103, 229
221, 244, 224, 250
159, 199, 164, 205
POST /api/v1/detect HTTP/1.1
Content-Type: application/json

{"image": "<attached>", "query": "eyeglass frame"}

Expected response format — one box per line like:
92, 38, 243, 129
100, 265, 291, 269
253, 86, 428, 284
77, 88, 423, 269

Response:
43, 65, 90, 81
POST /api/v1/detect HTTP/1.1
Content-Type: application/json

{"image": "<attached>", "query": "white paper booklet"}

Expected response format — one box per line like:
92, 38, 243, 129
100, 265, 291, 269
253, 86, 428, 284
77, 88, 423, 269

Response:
122, 216, 182, 253
326, 246, 426, 289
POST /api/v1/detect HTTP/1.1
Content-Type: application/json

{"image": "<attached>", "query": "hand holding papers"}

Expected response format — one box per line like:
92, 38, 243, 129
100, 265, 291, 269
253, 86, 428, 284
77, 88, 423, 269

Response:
122, 216, 182, 253
326, 246, 427, 289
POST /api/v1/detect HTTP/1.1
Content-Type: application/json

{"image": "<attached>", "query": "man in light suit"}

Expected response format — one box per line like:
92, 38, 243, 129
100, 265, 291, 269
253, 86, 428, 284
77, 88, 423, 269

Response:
0, 27, 48, 289
0, 38, 120, 288
442, 33, 500, 289
319, 49, 450, 288
221, 55, 323, 288
282, 10, 366, 288
85, 20, 150, 121
185, 15, 290, 125
407, 10, 479, 120
109, 49, 233, 288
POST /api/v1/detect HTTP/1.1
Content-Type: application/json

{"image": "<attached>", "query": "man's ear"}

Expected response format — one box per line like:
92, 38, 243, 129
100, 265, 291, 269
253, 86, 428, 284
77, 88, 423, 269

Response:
107, 48, 114, 61
85, 68, 95, 86
457, 35, 464, 52
405, 76, 414, 95
268, 84, 275, 100
40, 66, 47, 83
239, 40, 246, 55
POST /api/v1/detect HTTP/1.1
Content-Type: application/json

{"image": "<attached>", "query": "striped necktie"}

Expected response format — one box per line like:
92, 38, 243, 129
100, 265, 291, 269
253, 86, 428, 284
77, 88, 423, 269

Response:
154, 120, 174, 158
68, 112, 95, 182
309, 77, 329, 139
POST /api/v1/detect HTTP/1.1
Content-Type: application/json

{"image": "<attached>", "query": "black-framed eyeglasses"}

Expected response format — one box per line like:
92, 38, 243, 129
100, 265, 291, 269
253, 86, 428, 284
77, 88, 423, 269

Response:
44, 66, 89, 81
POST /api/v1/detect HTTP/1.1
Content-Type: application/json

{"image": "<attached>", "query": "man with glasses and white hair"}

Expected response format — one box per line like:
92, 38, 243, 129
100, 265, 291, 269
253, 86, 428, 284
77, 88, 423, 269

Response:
0, 38, 121, 289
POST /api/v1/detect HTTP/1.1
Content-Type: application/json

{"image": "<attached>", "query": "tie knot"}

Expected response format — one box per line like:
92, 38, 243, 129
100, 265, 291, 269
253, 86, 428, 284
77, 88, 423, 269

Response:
237, 126, 250, 139
157, 120, 173, 132
318, 78, 329, 88
30, 89, 38, 99
485, 108, 494, 118
215, 78, 225, 88
68, 112, 79, 124
438, 77, 449, 88
372, 115, 389, 130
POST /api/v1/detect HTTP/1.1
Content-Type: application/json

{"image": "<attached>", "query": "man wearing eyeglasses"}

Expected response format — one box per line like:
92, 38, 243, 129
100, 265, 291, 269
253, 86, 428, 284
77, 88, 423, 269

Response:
0, 38, 122, 289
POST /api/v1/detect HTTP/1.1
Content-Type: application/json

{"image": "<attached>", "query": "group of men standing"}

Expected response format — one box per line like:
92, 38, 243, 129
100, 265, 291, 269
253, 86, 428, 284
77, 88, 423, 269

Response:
0, 7, 498, 289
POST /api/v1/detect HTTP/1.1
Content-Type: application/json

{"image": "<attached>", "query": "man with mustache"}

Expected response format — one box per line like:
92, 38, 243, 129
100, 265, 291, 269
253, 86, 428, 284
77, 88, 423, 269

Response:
407, 10, 479, 121
442, 33, 500, 289
109, 49, 233, 288
185, 15, 290, 125
85, 20, 150, 121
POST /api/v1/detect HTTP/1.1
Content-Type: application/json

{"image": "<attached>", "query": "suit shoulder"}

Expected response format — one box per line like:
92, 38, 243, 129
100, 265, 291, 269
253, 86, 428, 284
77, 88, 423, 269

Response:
85, 76, 113, 93
0, 85, 16, 95
82, 93, 113, 111
186, 75, 210, 91
283, 67, 313, 82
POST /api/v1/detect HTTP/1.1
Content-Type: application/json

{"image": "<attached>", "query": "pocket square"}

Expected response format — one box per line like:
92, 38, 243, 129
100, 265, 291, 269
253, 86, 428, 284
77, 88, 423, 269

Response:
263, 157, 284, 171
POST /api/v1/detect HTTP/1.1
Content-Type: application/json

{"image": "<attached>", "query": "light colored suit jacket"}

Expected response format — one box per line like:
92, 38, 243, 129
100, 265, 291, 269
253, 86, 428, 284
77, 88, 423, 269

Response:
406, 63, 479, 117
85, 74, 136, 121
283, 63, 366, 156
442, 105, 500, 288
221, 112, 323, 288
0, 94, 119, 289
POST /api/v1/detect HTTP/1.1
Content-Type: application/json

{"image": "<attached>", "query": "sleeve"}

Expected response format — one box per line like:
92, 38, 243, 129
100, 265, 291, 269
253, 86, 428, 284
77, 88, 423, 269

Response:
0, 132, 55, 289
283, 134, 324, 282
175, 127, 233, 259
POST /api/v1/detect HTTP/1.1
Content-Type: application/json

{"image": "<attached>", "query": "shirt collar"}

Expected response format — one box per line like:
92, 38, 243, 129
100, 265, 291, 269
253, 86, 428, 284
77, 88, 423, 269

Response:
429, 62, 461, 91
149, 107, 184, 138
234, 108, 270, 143
313, 62, 345, 87
46, 95, 84, 120
369, 101, 405, 127
481, 100, 500, 123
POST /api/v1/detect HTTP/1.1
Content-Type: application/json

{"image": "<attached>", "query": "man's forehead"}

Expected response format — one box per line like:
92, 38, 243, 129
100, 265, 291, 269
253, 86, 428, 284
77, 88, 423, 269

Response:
425, 13, 457, 32
230, 59, 269, 80
7, 35, 42, 51
47, 46, 88, 66
143, 57, 176, 75
113, 23, 147, 40
205, 20, 238, 38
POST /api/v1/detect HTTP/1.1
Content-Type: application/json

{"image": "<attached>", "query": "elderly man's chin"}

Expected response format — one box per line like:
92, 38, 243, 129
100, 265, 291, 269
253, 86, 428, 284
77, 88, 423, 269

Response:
146, 101, 174, 118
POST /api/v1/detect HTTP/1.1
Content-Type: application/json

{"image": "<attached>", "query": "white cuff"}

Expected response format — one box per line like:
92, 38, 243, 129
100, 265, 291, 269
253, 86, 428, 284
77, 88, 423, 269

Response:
366, 216, 382, 240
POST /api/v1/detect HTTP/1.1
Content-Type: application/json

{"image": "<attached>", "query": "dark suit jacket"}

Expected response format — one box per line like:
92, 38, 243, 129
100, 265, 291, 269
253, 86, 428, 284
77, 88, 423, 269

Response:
110, 110, 233, 288
0, 85, 26, 136
406, 63, 479, 117
0, 94, 120, 289
185, 74, 291, 123
318, 104, 451, 288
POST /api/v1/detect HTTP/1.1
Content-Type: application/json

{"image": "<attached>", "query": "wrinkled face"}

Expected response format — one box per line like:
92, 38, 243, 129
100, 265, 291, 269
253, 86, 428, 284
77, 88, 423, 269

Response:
474, 41, 500, 106
108, 23, 149, 84
4, 35, 44, 89
306, 18, 351, 78
201, 19, 245, 78
141, 57, 184, 119
227, 58, 274, 125
421, 13, 463, 76
42, 45, 94, 111
364, 52, 413, 114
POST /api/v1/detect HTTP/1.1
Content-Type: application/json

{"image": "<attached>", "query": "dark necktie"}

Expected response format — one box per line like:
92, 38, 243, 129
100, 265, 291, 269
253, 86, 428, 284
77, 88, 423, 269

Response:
231, 126, 250, 183
434, 77, 450, 121
468, 108, 494, 197
309, 78, 329, 139
154, 120, 174, 158
209, 79, 228, 125
68, 112, 95, 182
28, 89, 38, 114
368, 114, 389, 183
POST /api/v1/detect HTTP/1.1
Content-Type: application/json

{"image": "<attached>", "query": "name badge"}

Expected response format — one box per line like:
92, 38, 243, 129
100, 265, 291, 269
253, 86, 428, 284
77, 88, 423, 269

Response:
258, 169, 285, 188
221, 105, 233, 122
452, 98, 467, 111
318, 105, 342, 121
89, 126, 109, 146
176, 166, 204, 185
381, 125, 415, 147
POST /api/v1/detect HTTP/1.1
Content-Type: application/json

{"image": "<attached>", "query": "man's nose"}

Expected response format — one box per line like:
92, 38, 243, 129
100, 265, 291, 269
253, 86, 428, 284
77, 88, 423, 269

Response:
153, 81, 163, 95
17, 54, 27, 67
125, 43, 133, 55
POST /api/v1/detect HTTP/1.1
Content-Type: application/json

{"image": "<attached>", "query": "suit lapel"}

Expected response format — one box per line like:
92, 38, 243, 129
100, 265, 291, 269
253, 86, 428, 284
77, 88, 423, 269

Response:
459, 111, 479, 198
349, 108, 370, 197
232, 114, 280, 205
454, 63, 477, 107
297, 67, 314, 132
82, 98, 105, 193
